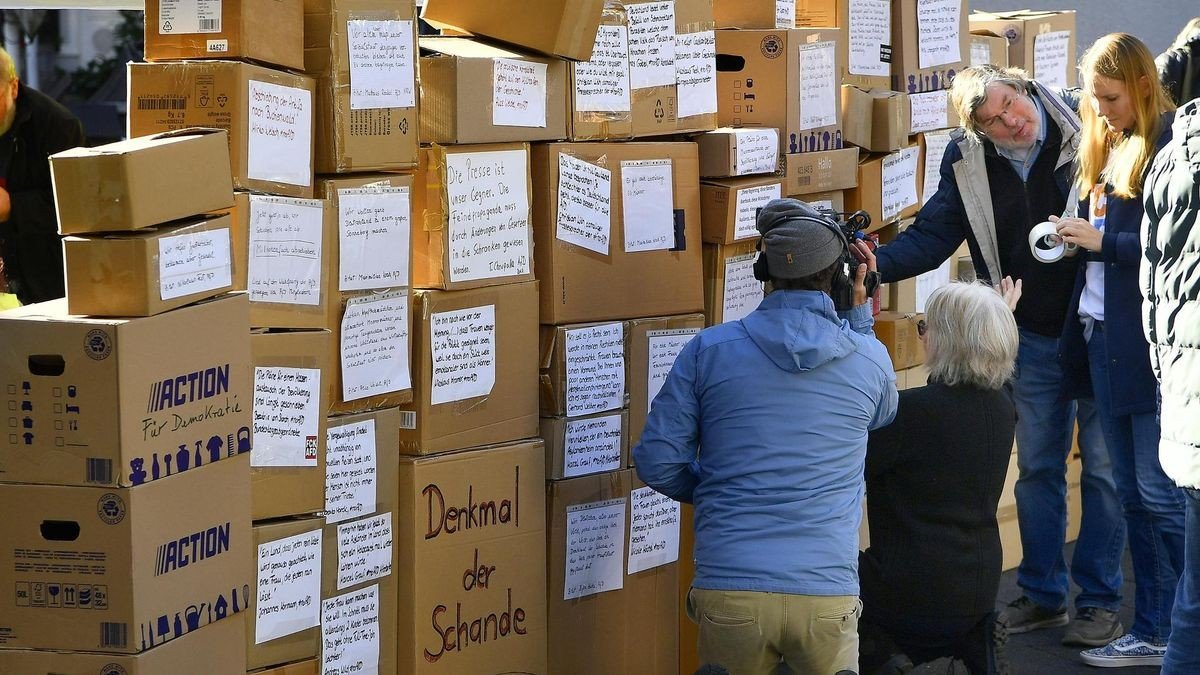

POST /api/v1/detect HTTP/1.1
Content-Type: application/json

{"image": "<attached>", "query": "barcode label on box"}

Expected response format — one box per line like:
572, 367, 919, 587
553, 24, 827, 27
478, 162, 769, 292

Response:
86, 458, 113, 485
206, 39, 229, 53
199, 19, 220, 31
398, 411, 416, 430
100, 622, 128, 648
137, 96, 187, 111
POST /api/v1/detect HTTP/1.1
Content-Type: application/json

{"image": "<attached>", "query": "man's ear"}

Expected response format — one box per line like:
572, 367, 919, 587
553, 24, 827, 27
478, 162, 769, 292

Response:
10, 77, 18, 100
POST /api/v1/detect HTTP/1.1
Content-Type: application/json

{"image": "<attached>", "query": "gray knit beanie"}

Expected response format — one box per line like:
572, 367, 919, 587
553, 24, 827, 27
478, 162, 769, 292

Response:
755, 198, 845, 279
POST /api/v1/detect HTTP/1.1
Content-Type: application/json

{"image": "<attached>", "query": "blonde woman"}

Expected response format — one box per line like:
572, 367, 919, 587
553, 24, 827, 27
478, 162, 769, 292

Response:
1053, 33, 1185, 668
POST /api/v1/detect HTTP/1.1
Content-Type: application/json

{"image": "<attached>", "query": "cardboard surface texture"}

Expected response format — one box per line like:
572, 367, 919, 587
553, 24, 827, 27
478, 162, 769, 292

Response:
969, 10, 1076, 87
246, 518, 323, 671
713, 0, 797, 29
422, 0, 606, 61
703, 240, 763, 326
0, 293, 251, 488
700, 175, 785, 244
566, 10, 635, 141
538, 321, 629, 419
540, 410, 631, 481
782, 147, 859, 196
628, 314, 706, 447
0, 454, 252, 652
251, 658, 319, 674
969, 31, 1009, 68
696, 127, 781, 178
873, 311, 925, 370
145, 0, 303, 69
625, 0, 719, 139
844, 146, 921, 226
840, 86, 911, 152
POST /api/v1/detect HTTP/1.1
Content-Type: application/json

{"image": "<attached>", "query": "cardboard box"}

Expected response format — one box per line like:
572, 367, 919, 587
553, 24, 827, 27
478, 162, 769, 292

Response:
303, 0, 419, 173
0, 293, 251, 488
628, 314, 706, 447
970, 31, 1009, 68
249, 330, 332, 520
700, 175, 784, 244
51, 129, 234, 235
64, 215, 235, 317
969, 10, 1076, 87
546, 470, 678, 675
540, 410, 630, 480
0, 612, 247, 674
324, 406, 402, 523
419, 37, 569, 145
251, 658, 319, 675
0, 454, 252, 652
530, 142, 704, 325
411, 143, 535, 292
836, 0, 891, 90
697, 127, 780, 178
800, 189, 845, 213
890, 0, 968, 94
538, 321, 628, 418
840, 86, 910, 152
324, 289, 414, 416
714, 0, 797, 28
145, 0, 304, 70
398, 281, 540, 455
843, 146, 920, 226
909, 89, 960, 136
226, 192, 341, 331
127, 61, 317, 198
247, 518, 323, 671
422, 0, 606, 61
315, 173, 414, 293
703, 240, 763, 326
396, 440, 548, 674
566, 11, 635, 142
795, 0, 839, 26
888, 276, 917, 314
873, 311, 924, 370
782, 147, 859, 196
629, 0, 719, 139
715, 28, 845, 154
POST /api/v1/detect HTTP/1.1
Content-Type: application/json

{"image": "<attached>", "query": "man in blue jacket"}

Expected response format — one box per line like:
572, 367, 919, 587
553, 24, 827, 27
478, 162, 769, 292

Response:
874, 65, 1126, 647
633, 199, 897, 674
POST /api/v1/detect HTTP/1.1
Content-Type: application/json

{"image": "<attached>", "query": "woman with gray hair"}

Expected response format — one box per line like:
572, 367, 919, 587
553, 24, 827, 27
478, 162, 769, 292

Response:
858, 281, 1020, 675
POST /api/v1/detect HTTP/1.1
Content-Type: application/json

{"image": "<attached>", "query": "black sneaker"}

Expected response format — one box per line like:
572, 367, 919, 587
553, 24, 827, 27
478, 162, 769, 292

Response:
998, 596, 1069, 634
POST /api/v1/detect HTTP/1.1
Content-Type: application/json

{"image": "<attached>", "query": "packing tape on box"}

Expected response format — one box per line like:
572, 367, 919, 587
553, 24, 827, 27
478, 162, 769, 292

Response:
1028, 221, 1078, 263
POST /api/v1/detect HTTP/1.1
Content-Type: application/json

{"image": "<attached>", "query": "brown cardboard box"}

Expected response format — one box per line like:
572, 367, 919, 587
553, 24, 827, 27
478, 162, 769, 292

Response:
628, 0, 719, 139
908, 89, 960, 135
702, 240, 763, 326
0, 612, 247, 674
247, 518, 323, 671
969, 10, 1076, 87
628, 314, 706, 447
303, 0, 419, 173
873, 311, 924, 370
969, 31, 1009, 68
566, 10, 635, 142
324, 407, 402, 523
714, 0, 796, 28
836, 0, 892, 90
890, 0, 968, 94
538, 321, 628, 418
252, 658, 319, 674
700, 175, 784, 244
250, 330, 331, 520
888, 276, 917, 314
64, 215, 235, 317
696, 127, 781, 178
398, 281, 540, 455
530, 142, 704, 325
782, 147, 859, 196
0, 293, 251, 487
326, 288, 414, 416
0, 454, 252, 652
540, 410, 630, 480
396, 440, 548, 674
419, 37, 569, 145
226, 192, 341, 331
145, 0, 304, 69
715, 28, 845, 154
422, 0, 606, 61
315, 173, 414, 293
51, 129, 234, 235
546, 470, 678, 675
127, 61, 317, 198
844, 146, 920, 226
677, 503, 698, 675
840, 86, 910, 152
801, 190, 846, 213
411, 143, 535, 291
795, 0, 839, 27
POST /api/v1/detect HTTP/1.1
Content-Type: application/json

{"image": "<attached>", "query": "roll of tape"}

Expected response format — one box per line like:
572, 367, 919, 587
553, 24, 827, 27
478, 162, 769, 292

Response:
1028, 221, 1077, 263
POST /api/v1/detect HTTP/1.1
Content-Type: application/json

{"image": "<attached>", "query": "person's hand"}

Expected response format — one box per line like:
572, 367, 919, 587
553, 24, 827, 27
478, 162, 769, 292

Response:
851, 239, 877, 307
998, 275, 1023, 311
0, 186, 9, 223
1050, 214, 1102, 253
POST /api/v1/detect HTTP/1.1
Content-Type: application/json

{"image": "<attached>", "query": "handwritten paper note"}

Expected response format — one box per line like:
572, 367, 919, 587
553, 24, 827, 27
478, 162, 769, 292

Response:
777, 0, 797, 29
336, 513, 392, 590
910, 90, 950, 133
430, 305, 496, 405
921, 130, 953, 206
247, 79, 312, 187
256, 529, 322, 644
622, 160, 675, 253
799, 41, 838, 130
882, 147, 920, 222
734, 183, 782, 240
493, 58, 548, 127
565, 323, 625, 417
676, 31, 717, 118
158, 227, 231, 300
322, 585, 380, 675
722, 254, 765, 323
563, 414, 624, 478
575, 26, 632, 113
627, 486, 681, 573
446, 149, 531, 283
848, 0, 891, 77
917, 0, 962, 69
556, 153, 612, 255
347, 19, 415, 109
340, 291, 411, 401
733, 129, 780, 176
564, 498, 627, 600
628, 1, 676, 89
252, 366, 321, 467
325, 419, 377, 525
970, 40, 992, 67
338, 187, 410, 291
1034, 31, 1071, 88
916, 258, 952, 313
647, 329, 699, 412
247, 196, 323, 306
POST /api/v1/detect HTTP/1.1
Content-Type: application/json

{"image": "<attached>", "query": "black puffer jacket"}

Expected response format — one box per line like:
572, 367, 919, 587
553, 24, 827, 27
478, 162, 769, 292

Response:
1157, 34, 1200, 106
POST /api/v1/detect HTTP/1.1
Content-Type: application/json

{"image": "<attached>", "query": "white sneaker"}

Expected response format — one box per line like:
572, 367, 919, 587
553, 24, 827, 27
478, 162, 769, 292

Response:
1079, 633, 1167, 668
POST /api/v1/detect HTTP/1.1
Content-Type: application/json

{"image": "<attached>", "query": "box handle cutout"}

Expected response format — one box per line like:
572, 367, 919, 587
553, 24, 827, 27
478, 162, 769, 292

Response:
716, 54, 746, 73
28, 355, 66, 377
40, 520, 81, 541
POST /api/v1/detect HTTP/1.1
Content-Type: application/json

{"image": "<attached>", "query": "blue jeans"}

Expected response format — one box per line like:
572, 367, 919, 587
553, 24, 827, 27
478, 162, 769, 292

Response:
1013, 329, 1125, 612
1088, 324, 1186, 642
1164, 488, 1200, 673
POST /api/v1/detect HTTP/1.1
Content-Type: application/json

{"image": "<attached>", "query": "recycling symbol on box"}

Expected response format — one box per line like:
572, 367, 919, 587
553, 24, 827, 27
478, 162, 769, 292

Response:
217, 94, 228, 107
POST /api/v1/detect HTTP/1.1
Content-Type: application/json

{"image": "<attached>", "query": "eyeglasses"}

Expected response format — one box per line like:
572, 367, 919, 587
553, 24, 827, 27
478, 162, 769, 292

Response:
976, 93, 1023, 132
917, 319, 927, 337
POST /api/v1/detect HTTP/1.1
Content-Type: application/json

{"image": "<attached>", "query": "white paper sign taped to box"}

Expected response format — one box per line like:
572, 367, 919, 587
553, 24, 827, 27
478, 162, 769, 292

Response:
158, 227, 232, 300
325, 418, 377, 524
675, 31, 717, 118
445, 149, 532, 283
575, 26, 632, 113
252, 366, 321, 467
247, 196, 324, 306
564, 497, 627, 600
563, 414, 624, 478
246, 79, 313, 187
622, 159, 675, 253
628, 1, 676, 89
647, 329, 700, 413
322, 584, 381, 675
336, 512, 392, 590
628, 486, 681, 573
493, 58, 548, 128
348, 19, 416, 110
429, 304, 496, 405
340, 290, 411, 401
338, 186, 411, 291
848, 0, 891, 77
556, 153, 612, 255
255, 529, 322, 644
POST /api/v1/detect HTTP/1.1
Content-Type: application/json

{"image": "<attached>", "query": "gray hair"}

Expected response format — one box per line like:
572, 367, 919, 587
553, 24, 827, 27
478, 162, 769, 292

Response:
923, 281, 1018, 390
0, 48, 14, 84
950, 64, 1032, 137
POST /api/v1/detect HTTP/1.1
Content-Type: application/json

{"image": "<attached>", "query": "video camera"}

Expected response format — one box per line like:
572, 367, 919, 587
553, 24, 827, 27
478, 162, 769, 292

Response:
816, 207, 881, 311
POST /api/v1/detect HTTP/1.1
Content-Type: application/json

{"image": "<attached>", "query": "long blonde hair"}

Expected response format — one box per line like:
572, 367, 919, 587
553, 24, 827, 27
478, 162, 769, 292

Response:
1075, 33, 1175, 199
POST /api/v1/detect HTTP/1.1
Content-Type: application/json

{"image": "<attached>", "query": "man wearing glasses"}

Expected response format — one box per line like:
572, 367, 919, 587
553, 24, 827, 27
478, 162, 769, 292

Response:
872, 65, 1126, 649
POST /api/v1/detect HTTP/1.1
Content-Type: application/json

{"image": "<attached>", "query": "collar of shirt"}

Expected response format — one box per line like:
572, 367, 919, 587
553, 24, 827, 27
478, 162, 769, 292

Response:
996, 92, 1048, 181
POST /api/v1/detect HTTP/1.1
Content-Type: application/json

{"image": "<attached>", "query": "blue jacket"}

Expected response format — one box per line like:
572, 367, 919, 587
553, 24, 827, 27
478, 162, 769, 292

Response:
1059, 112, 1175, 415
632, 291, 897, 596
